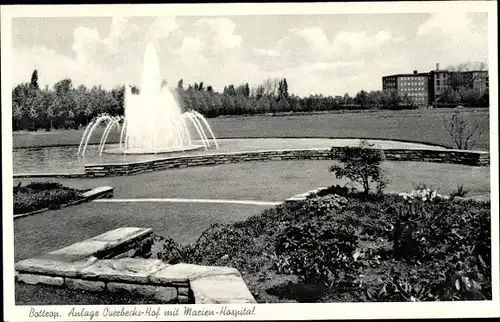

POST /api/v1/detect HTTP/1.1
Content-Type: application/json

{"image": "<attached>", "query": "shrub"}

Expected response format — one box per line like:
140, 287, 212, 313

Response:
450, 184, 469, 199
444, 110, 486, 150
330, 140, 388, 195
275, 219, 359, 287
300, 195, 348, 217
384, 188, 491, 300
132, 235, 185, 264
24, 181, 64, 191
315, 184, 350, 197
181, 223, 268, 274
13, 188, 82, 214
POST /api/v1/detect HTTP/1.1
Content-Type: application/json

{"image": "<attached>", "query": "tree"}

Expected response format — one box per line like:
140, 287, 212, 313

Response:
12, 101, 22, 130
342, 93, 352, 105
262, 78, 279, 98
207, 85, 213, 92
354, 90, 369, 107
329, 140, 387, 195
282, 78, 289, 98
30, 70, 39, 89
255, 85, 265, 100
244, 83, 250, 98
177, 79, 184, 91
131, 85, 140, 94
447, 61, 487, 72
224, 84, 236, 96
444, 110, 486, 150
278, 78, 289, 100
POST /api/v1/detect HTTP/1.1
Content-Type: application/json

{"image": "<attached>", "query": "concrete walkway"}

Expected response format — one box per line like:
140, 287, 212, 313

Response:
94, 198, 282, 206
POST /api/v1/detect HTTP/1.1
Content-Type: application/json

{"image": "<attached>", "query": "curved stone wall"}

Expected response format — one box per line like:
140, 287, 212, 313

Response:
84, 147, 489, 178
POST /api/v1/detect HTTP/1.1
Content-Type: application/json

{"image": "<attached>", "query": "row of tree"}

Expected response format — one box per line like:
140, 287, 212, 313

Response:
11, 69, 486, 131
437, 87, 489, 107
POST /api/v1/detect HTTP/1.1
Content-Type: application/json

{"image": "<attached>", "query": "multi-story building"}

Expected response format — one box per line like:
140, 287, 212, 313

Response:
383, 63, 489, 107
382, 70, 430, 107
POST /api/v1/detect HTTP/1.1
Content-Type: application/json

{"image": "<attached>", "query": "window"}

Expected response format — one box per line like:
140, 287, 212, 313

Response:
437, 80, 441, 86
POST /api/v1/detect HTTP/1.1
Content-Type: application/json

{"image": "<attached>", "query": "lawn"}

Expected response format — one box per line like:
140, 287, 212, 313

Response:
14, 160, 490, 262
14, 160, 491, 201
12, 108, 490, 151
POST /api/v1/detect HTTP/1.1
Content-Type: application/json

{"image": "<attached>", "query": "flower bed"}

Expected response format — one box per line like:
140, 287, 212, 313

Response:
13, 182, 89, 215
132, 186, 491, 303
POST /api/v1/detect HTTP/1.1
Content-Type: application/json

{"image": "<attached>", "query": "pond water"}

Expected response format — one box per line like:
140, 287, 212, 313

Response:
12, 138, 447, 175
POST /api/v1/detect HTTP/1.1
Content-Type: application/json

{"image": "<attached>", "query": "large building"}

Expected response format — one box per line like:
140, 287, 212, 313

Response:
382, 70, 430, 107
382, 63, 489, 107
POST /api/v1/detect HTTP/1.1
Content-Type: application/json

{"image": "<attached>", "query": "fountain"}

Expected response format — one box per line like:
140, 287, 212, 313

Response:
78, 43, 218, 157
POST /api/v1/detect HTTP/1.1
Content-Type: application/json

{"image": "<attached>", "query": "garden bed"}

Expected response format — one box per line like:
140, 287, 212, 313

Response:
131, 186, 491, 303
13, 182, 90, 215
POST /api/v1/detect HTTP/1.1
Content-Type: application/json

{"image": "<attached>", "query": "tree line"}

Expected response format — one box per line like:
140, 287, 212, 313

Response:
12, 69, 486, 131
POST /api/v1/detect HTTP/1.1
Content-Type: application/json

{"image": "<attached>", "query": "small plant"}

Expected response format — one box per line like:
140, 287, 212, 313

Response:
393, 187, 444, 258
450, 184, 469, 199
274, 219, 358, 288
444, 110, 486, 150
300, 195, 348, 217
148, 236, 185, 264
330, 140, 388, 195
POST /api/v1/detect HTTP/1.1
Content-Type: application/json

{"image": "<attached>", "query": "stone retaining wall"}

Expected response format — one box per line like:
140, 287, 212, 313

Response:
15, 227, 256, 304
84, 148, 489, 177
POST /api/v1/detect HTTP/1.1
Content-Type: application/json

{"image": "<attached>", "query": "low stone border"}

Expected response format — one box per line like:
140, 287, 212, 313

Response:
13, 186, 113, 220
13, 172, 85, 179
15, 227, 256, 304
83, 147, 489, 178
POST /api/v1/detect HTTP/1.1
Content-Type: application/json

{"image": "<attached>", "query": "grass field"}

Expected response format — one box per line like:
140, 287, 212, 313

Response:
12, 108, 490, 151
14, 160, 490, 262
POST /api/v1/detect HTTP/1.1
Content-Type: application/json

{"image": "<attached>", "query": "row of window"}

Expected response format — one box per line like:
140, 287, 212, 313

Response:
401, 87, 426, 93
400, 81, 425, 86
402, 91, 427, 97
399, 76, 426, 81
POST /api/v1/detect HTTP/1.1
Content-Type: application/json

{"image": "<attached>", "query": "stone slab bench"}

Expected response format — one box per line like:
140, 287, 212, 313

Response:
15, 227, 256, 304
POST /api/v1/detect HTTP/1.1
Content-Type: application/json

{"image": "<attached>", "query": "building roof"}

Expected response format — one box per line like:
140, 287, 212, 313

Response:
382, 73, 430, 78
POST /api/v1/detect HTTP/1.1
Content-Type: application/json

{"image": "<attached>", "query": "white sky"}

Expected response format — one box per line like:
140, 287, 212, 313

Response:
11, 12, 488, 96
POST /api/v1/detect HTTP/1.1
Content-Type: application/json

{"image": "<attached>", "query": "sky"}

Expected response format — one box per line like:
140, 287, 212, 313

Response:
11, 12, 489, 96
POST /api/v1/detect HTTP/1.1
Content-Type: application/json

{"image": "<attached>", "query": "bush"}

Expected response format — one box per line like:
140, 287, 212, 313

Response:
14, 189, 82, 214
133, 186, 491, 302
275, 219, 359, 287
133, 235, 185, 264
450, 184, 469, 199
444, 110, 486, 150
13, 182, 83, 214
330, 140, 388, 195
300, 195, 348, 217
24, 181, 65, 191
181, 223, 269, 274
315, 184, 350, 197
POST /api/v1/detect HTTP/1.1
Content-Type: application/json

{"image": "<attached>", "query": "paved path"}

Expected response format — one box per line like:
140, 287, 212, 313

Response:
94, 198, 282, 206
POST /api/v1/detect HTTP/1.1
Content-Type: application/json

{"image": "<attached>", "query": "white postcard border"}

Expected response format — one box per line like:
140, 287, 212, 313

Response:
2, 1, 499, 321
